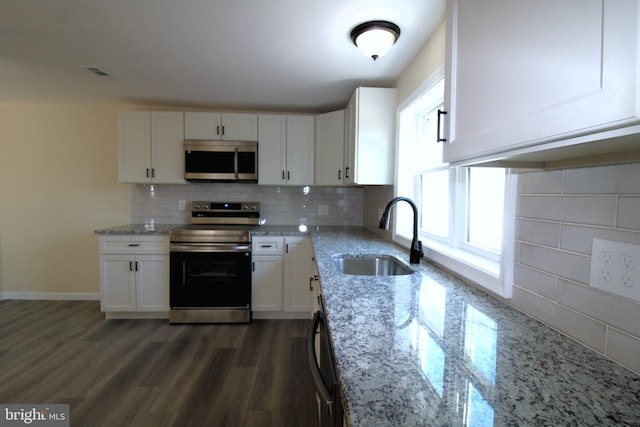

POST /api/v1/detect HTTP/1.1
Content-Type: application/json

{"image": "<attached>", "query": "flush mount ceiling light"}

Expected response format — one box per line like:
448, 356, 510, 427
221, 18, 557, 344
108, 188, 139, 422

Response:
350, 20, 401, 61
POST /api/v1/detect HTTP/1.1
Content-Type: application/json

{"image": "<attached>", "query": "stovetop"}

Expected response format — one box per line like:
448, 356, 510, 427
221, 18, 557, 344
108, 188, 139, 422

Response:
170, 201, 261, 243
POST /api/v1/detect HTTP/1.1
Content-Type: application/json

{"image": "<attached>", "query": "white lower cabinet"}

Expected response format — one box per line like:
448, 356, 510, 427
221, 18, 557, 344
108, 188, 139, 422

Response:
98, 235, 169, 317
252, 235, 313, 318
251, 257, 283, 311
283, 236, 313, 312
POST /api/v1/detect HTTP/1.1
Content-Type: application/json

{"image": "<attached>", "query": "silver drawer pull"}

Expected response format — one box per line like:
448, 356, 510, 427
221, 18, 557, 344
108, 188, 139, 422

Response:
128, 244, 141, 247
260, 244, 273, 248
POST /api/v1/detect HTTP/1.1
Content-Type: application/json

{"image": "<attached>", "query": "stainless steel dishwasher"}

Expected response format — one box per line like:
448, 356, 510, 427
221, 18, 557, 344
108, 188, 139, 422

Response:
308, 301, 344, 427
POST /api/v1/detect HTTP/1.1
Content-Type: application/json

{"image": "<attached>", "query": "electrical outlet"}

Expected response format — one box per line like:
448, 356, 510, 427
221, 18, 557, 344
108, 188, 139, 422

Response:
178, 200, 186, 211
600, 250, 612, 264
622, 255, 635, 270
589, 238, 640, 302
600, 266, 613, 281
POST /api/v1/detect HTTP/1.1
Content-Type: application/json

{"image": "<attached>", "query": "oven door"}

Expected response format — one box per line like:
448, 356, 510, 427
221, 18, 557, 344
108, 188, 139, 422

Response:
170, 243, 251, 309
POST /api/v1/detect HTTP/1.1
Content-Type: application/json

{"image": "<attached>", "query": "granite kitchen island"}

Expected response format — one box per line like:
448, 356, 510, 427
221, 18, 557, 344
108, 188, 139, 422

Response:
309, 226, 640, 427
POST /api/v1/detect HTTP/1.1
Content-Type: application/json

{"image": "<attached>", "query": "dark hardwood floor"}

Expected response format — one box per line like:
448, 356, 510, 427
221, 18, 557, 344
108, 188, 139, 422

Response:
0, 300, 318, 427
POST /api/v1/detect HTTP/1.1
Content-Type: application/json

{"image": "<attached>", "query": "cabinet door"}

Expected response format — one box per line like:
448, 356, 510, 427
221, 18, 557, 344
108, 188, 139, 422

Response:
252, 256, 284, 311
136, 254, 170, 311
286, 115, 315, 186
352, 88, 396, 185
258, 114, 287, 185
283, 237, 313, 312
315, 110, 345, 186
150, 112, 185, 184
221, 113, 258, 141
444, 0, 640, 164
184, 112, 222, 139
100, 255, 136, 311
343, 94, 356, 185
118, 111, 151, 183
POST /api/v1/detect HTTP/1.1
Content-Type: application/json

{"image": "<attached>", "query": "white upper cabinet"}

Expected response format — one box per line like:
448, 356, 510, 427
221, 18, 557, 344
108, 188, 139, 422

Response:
315, 109, 345, 186
258, 114, 287, 185
443, 0, 640, 166
344, 87, 397, 185
118, 111, 185, 184
258, 114, 315, 186
184, 112, 258, 141
286, 115, 315, 186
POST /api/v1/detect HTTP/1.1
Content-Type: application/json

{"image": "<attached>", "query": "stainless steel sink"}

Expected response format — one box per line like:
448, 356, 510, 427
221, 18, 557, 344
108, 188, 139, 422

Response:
332, 254, 414, 276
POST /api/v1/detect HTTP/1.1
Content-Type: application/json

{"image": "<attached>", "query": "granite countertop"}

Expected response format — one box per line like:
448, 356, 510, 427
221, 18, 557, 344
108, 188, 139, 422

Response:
94, 224, 309, 236
94, 224, 182, 235
310, 227, 640, 427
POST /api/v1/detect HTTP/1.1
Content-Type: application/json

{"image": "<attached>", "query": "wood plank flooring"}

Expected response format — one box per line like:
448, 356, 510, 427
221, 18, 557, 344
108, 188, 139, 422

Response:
0, 300, 318, 427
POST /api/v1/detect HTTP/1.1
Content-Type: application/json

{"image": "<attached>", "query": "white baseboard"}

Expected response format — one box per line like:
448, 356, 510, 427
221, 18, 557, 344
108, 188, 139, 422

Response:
0, 292, 100, 301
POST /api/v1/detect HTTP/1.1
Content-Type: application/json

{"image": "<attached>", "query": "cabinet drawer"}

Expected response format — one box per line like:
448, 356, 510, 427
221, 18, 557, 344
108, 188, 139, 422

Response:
99, 236, 169, 254
252, 237, 284, 255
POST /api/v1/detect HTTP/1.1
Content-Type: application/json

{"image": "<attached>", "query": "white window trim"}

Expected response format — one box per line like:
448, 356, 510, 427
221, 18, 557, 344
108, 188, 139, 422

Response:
393, 67, 516, 299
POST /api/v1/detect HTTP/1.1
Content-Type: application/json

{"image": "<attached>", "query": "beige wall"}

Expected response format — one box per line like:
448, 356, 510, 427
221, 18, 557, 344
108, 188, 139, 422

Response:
0, 104, 132, 296
395, 21, 446, 106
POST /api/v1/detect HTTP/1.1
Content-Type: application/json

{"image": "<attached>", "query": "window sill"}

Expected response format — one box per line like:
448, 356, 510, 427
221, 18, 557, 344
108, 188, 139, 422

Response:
394, 235, 511, 298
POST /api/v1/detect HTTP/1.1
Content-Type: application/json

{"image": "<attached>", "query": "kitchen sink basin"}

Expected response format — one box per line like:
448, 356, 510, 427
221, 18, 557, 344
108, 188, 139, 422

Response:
332, 254, 414, 276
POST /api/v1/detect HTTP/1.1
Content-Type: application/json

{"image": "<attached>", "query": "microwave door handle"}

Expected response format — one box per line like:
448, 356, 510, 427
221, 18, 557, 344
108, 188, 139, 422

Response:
234, 147, 239, 179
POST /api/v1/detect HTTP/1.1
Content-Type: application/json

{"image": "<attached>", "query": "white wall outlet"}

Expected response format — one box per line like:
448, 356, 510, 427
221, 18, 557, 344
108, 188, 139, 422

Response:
178, 200, 186, 211
318, 205, 329, 216
589, 238, 640, 302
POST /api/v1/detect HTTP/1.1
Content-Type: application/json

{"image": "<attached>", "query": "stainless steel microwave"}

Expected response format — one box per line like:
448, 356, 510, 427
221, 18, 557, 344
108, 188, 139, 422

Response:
184, 140, 258, 182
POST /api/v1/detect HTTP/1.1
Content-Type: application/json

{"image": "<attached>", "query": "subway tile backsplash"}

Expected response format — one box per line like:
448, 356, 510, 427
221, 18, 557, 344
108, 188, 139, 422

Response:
132, 183, 363, 227
512, 163, 640, 374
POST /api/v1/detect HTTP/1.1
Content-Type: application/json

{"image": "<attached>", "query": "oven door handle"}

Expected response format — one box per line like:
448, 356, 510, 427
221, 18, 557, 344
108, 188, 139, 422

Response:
170, 244, 250, 253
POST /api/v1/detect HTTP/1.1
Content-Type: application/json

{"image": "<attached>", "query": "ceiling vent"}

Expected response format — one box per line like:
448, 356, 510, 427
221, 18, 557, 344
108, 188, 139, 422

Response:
83, 66, 111, 77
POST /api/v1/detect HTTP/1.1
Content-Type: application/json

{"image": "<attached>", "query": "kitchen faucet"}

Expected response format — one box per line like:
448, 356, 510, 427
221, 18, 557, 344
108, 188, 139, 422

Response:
379, 197, 424, 264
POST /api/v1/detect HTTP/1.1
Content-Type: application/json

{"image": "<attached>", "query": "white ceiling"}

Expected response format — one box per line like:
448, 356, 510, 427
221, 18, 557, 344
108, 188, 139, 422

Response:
0, 0, 444, 113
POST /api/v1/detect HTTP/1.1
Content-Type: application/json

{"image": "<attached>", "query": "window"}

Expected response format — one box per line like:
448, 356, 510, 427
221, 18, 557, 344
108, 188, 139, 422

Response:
395, 69, 515, 297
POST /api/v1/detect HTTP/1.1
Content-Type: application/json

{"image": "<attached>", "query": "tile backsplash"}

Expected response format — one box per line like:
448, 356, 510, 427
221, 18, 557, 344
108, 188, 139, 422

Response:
132, 183, 363, 227
510, 163, 640, 374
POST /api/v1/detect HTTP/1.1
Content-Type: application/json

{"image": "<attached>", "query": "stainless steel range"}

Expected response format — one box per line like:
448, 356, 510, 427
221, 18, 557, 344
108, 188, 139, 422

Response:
169, 201, 260, 324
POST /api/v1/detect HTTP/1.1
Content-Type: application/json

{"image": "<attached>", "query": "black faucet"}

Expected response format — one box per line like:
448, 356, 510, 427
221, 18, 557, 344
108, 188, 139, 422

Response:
379, 197, 424, 264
